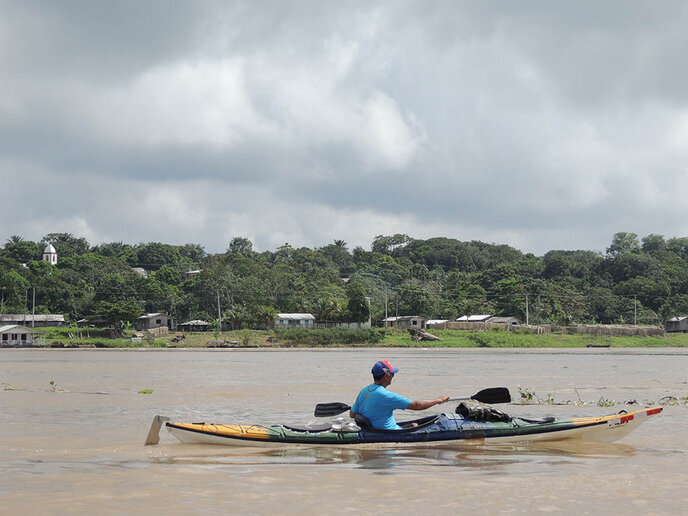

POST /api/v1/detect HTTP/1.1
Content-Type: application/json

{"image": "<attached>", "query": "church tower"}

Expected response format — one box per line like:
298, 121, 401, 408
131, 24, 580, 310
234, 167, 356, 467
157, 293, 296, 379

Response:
43, 244, 57, 265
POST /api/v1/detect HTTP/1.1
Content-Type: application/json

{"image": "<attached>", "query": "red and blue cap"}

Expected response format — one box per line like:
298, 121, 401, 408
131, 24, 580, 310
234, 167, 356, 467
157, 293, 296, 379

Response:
372, 360, 399, 377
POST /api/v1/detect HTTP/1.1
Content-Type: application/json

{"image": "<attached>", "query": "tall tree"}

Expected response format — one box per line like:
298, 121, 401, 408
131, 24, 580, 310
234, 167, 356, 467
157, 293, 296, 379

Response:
346, 282, 370, 323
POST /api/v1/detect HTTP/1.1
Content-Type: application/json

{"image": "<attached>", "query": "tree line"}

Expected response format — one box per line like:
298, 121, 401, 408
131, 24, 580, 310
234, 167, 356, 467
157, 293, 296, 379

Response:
1, 232, 687, 329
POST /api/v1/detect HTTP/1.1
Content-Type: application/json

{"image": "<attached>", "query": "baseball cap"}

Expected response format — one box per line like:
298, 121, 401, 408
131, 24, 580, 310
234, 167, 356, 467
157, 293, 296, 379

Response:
372, 360, 399, 377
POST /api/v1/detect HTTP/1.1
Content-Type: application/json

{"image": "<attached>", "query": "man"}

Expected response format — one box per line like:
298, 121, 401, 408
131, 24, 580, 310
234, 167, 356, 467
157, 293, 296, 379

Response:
349, 360, 450, 430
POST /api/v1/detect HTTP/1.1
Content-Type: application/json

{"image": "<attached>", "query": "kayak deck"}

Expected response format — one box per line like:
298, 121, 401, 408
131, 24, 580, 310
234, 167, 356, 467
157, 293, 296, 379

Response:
162, 407, 662, 447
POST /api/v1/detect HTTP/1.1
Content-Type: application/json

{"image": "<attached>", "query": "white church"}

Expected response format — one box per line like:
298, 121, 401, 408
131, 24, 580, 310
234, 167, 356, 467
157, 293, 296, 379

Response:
43, 244, 57, 265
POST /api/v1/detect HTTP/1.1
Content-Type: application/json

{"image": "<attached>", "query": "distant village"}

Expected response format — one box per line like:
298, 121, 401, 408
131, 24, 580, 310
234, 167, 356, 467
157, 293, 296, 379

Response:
2, 241, 687, 347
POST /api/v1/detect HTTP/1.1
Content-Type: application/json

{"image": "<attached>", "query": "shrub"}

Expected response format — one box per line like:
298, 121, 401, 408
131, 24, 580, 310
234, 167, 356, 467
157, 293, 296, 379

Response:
274, 328, 384, 345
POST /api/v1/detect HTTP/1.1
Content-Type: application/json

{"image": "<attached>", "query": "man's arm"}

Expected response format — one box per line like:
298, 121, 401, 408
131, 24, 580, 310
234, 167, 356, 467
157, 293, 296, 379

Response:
406, 396, 450, 411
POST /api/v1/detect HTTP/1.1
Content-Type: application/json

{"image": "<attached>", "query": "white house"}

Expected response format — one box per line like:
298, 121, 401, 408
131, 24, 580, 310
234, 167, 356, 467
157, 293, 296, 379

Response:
0, 325, 44, 346
275, 313, 315, 329
382, 316, 427, 329
43, 244, 57, 265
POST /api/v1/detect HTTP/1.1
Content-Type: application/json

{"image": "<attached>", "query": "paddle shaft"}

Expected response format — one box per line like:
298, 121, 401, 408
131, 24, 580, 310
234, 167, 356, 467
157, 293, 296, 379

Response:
314, 387, 511, 417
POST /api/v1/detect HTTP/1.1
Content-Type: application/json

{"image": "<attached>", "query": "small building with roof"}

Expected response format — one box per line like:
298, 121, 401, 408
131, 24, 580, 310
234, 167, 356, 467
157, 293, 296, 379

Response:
666, 316, 688, 333
275, 313, 315, 329
136, 313, 173, 331
0, 314, 65, 327
43, 244, 58, 265
382, 315, 427, 329
486, 316, 520, 326
0, 325, 44, 346
177, 319, 211, 332
426, 319, 449, 329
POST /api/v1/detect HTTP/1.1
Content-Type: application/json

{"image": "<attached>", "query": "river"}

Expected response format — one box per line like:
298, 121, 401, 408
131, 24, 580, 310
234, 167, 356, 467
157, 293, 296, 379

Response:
2, 348, 687, 514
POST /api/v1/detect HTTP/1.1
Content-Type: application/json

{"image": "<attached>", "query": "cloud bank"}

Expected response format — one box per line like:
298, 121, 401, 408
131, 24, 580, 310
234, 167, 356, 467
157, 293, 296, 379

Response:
2, 1, 688, 254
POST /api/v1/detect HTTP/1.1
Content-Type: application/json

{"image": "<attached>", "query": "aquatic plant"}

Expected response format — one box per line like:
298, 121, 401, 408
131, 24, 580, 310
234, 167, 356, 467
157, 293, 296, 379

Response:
517, 385, 537, 403
596, 397, 616, 407
138, 389, 154, 394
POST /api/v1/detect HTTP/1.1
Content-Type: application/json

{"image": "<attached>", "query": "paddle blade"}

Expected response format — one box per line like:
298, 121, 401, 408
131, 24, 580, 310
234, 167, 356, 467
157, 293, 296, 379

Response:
471, 387, 511, 404
314, 402, 351, 417
144, 415, 170, 445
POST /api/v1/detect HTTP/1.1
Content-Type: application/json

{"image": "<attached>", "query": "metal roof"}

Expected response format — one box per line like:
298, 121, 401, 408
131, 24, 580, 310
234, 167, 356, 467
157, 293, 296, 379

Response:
456, 315, 493, 322
487, 316, 519, 324
137, 313, 169, 319
276, 313, 315, 320
0, 324, 42, 333
179, 320, 210, 326
0, 314, 65, 322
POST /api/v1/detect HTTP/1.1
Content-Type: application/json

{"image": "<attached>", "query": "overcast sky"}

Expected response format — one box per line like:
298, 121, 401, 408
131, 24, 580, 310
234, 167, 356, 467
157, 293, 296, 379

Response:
2, 1, 688, 256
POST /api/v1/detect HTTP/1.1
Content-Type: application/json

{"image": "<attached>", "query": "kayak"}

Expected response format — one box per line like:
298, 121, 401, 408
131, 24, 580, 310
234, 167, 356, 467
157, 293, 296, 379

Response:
158, 406, 662, 448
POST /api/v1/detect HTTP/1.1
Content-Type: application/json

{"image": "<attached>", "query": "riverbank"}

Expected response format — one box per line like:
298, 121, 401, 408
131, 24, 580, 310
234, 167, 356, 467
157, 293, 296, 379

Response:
12, 326, 688, 348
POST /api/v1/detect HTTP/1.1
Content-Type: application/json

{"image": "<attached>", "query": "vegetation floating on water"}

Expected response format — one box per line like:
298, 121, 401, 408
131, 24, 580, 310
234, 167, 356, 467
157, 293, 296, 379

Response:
516, 385, 688, 407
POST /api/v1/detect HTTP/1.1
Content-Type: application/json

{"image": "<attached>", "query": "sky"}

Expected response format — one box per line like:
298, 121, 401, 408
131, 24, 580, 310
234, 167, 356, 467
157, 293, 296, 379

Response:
2, 0, 688, 256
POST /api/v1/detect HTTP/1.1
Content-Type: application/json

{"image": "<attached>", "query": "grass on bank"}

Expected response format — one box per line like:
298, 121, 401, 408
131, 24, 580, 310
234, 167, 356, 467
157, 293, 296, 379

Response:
25, 325, 688, 348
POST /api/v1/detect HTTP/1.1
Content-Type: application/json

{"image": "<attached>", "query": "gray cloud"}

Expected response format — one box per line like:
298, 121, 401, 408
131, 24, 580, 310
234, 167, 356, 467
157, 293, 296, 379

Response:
2, 1, 688, 255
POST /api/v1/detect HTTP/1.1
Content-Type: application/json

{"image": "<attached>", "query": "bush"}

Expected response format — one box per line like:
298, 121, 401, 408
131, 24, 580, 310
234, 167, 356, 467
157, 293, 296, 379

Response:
274, 328, 385, 345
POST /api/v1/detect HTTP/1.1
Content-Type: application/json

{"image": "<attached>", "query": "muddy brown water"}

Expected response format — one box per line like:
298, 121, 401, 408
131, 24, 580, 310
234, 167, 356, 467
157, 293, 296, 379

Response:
2, 348, 687, 514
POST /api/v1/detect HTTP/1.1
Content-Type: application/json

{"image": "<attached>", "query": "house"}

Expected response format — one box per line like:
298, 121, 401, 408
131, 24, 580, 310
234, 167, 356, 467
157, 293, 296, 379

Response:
382, 316, 427, 329
426, 319, 449, 329
177, 319, 211, 332
136, 313, 173, 331
43, 244, 57, 265
76, 318, 111, 328
186, 270, 202, 280
487, 316, 520, 326
275, 313, 315, 329
666, 316, 688, 333
0, 325, 44, 346
0, 314, 65, 327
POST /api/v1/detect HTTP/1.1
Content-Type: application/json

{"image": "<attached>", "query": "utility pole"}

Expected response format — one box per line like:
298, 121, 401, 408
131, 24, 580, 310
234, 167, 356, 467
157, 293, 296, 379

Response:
525, 294, 529, 325
384, 287, 388, 327
217, 290, 222, 331
634, 295, 637, 325
32, 287, 36, 328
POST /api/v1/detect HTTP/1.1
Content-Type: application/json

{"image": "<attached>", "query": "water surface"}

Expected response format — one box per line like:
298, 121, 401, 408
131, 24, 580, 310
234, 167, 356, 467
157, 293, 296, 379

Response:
2, 348, 687, 514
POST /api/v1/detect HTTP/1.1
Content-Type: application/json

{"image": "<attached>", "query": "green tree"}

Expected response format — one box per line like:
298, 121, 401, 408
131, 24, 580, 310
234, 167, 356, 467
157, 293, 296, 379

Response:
40, 233, 90, 257
2, 238, 42, 262
95, 300, 144, 328
228, 237, 254, 257
346, 282, 370, 323
606, 232, 640, 257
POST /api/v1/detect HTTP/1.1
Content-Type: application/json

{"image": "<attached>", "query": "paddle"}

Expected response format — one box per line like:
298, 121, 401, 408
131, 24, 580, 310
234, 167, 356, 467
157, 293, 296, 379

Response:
313, 387, 511, 417
144, 415, 170, 445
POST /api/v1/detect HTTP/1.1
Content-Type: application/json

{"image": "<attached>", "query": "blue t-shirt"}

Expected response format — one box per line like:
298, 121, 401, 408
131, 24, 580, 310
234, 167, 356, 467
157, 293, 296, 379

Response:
351, 384, 411, 430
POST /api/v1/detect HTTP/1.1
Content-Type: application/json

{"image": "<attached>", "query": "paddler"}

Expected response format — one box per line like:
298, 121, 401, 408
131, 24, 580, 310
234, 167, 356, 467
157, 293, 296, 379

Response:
349, 360, 450, 430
